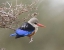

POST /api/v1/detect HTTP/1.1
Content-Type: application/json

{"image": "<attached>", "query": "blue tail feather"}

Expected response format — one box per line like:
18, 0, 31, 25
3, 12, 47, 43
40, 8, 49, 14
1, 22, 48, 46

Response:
10, 33, 16, 37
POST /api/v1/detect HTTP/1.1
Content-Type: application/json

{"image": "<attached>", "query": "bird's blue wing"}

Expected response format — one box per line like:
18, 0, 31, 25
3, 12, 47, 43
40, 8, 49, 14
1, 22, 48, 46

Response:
10, 22, 35, 37
15, 29, 34, 36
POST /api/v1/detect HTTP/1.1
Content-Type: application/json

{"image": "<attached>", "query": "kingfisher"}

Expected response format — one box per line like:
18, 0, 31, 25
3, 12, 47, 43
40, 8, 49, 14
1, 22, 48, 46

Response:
10, 17, 46, 43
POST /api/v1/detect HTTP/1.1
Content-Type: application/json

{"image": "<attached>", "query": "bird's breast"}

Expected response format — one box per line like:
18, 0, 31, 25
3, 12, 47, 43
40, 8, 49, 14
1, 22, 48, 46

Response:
28, 31, 35, 37
35, 27, 38, 33
27, 27, 38, 37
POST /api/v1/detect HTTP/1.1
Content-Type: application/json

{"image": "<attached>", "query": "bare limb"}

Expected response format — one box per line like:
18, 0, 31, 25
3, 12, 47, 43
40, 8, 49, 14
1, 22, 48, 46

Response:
0, 0, 39, 30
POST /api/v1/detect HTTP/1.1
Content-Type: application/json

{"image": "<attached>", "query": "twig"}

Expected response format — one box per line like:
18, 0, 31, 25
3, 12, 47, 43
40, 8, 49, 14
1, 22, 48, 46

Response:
0, 0, 39, 30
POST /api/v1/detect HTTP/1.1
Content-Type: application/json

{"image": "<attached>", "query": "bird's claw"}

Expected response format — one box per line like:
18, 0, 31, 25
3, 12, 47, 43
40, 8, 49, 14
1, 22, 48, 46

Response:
29, 40, 33, 43
29, 38, 33, 43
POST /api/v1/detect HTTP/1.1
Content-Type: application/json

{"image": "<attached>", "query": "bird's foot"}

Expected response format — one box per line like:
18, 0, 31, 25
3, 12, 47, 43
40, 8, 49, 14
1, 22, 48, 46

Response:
29, 38, 33, 43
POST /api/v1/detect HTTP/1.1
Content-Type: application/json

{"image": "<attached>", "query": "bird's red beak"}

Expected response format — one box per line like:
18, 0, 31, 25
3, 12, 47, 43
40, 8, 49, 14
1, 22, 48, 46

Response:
37, 23, 46, 28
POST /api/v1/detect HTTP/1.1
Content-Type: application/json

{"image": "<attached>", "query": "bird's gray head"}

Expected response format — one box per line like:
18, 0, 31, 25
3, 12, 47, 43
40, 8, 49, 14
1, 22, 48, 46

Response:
28, 17, 46, 28
28, 17, 38, 25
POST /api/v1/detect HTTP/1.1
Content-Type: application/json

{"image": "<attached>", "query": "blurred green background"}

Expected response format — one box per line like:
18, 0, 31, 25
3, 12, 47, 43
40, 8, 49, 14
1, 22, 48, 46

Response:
0, 0, 64, 50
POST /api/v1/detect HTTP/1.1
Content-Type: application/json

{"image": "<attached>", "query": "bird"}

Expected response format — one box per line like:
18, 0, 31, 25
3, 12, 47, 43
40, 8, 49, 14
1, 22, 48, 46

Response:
10, 17, 46, 43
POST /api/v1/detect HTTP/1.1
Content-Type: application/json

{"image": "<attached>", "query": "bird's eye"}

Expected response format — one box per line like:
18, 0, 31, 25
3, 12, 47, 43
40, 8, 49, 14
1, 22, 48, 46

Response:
34, 22, 37, 24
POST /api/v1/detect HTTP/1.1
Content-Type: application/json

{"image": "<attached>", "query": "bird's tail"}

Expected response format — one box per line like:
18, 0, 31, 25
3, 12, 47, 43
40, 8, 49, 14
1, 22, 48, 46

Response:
10, 33, 16, 37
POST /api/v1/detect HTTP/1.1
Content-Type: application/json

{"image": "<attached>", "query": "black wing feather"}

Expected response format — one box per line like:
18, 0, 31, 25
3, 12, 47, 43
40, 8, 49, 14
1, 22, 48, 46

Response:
19, 22, 35, 31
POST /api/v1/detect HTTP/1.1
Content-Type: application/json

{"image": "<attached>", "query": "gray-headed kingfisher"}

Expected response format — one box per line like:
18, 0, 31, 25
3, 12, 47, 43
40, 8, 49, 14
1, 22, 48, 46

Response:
10, 17, 46, 43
